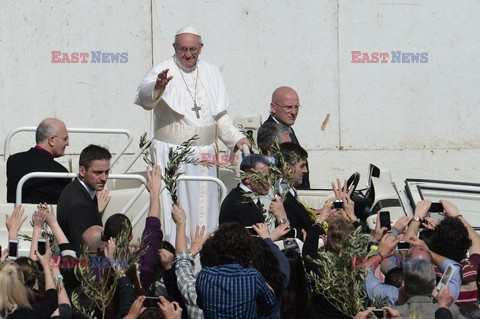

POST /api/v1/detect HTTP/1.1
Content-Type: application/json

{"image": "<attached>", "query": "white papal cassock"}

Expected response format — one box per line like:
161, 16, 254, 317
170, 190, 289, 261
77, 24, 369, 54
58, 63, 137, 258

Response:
134, 56, 244, 243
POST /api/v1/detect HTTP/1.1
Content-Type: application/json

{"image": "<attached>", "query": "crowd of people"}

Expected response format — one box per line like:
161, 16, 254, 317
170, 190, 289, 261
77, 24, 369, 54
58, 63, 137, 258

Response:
1, 26, 479, 319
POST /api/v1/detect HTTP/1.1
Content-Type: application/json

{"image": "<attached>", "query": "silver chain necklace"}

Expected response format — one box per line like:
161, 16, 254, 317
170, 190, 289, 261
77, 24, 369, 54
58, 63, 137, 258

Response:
176, 59, 201, 119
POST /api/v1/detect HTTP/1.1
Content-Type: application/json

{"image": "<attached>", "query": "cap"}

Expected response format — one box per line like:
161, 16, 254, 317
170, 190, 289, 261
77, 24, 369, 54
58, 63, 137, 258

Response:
175, 26, 201, 37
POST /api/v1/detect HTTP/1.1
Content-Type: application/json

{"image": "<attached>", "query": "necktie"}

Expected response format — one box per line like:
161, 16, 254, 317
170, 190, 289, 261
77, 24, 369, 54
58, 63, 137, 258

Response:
256, 199, 263, 211
92, 195, 98, 210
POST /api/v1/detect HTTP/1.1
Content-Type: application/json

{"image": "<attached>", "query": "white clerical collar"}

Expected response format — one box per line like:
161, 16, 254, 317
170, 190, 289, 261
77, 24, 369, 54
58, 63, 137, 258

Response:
271, 115, 292, 130
173, 55, 198, 73
77, 177, 96, 199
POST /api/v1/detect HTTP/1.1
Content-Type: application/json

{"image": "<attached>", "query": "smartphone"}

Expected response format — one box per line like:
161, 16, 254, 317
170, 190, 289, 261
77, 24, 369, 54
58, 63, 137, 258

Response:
372, 309, 386, 318
245, 226, 258, 237
436, 264, 454, 291
396, 241, 411, 250
429, 202, 444, 213
37, 238, 47, 255
379, 211, 391, 230
333, 199, 344, 209
8, 240, 18, 260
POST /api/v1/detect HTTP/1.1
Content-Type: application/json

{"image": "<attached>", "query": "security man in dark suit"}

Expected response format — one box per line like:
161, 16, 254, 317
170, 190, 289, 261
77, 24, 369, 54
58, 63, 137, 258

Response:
263, 86, 310, 189
219, 154, 270, 227
57, 144, 111, 253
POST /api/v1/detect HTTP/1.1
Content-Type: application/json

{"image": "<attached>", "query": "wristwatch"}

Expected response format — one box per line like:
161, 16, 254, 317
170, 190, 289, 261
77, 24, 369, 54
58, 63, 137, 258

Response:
412, 215, 422, 223
280, 217, 289, 224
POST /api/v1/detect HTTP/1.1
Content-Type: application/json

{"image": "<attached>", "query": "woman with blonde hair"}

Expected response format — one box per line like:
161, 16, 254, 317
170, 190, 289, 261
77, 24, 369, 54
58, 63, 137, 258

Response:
0, 249, 57, 318
0, 261, 32, 316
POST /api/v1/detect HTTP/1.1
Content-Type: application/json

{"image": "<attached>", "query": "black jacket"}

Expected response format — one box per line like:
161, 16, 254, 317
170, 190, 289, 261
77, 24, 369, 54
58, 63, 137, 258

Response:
57, 178, 102, 253
263, 115, 310, 189
6, 147, 70, 203
219, 185, 265, 227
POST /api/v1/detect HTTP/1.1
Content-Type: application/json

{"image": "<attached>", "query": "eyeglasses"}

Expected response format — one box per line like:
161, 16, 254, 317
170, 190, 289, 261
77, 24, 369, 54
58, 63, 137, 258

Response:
175, 46, 200, 54
51, 135, 69, 142
272, 101, 302, 112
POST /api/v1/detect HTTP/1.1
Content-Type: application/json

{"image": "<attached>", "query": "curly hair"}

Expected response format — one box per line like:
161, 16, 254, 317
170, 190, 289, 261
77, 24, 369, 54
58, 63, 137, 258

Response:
428, 216, 471, 262
200, 223, 255, 267
251, 237, 285, 299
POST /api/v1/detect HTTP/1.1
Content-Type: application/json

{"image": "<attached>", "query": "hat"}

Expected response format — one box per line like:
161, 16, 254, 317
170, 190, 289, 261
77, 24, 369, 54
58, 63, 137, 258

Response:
175, 26, 201, 37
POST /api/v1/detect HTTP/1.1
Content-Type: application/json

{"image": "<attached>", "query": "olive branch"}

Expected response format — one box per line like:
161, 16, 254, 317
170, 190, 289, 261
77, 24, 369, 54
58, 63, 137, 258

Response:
305, 227, 373, 317
71, 222, 147, 319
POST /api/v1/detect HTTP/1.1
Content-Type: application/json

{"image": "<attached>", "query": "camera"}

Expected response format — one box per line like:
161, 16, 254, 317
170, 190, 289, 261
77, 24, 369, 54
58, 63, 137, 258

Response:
333, 199, 344, 209
429, 202, 444, 213
372, 309, 387, 318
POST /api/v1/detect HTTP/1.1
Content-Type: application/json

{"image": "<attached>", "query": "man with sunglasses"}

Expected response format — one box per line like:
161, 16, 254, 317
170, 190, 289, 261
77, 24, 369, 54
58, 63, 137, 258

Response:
6, 117, 70, 203
134, 26, 250, 243
263, 86, 310, 189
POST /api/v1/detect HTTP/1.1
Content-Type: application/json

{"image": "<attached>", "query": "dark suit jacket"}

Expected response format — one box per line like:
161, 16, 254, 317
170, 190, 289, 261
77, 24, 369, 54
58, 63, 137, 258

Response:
263, 115, 310, 189
6, 147, 70, 203
283, 191, 314, 240
219, 185, 265, 227
57, 178, 102, 253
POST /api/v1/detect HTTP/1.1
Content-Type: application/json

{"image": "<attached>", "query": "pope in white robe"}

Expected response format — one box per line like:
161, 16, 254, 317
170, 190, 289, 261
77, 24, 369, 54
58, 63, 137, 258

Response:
134, 26, 250, 243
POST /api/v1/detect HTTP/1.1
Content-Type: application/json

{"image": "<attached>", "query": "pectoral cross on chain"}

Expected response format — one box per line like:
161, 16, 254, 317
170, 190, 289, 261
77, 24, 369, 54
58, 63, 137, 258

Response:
191, 102, 201, 119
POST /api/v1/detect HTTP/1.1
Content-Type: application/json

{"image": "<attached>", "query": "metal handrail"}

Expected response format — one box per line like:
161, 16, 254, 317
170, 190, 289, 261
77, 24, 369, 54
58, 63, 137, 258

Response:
131, 175, 228, 228
16, 172, 146, 215
4, 127, 133, 168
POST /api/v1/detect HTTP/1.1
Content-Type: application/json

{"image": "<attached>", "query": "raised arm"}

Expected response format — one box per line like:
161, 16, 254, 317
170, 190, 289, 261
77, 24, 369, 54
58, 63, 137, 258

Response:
5, 205, 27, 240
404, 200, 431, 240
441, 199, 480, 254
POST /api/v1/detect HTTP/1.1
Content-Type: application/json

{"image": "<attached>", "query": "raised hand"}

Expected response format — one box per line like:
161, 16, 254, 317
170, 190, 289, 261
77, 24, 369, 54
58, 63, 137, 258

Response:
97, 188, 111, 213
155, 69, 173, 91
189, 225, 210, 257
145, 165, 163, 195
414, 200, 431, 219
172, 204, 187, 226
6, 205, 27, 240
440, 200, 461, 218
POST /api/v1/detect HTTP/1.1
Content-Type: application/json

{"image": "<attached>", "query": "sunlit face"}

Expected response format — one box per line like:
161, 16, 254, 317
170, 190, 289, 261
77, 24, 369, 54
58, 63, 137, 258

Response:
173, 33, 203, 70
80, 159, 110, 191
246, 163, 270, 196
292, 159, 308, 187
50, 123, 69, 157
270, 88, 300, 126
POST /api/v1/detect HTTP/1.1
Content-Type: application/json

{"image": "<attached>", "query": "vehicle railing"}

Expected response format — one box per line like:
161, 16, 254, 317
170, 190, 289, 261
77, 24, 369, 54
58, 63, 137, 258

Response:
131, 175, 228, 228
16, 172, 227, 229
16, 172, 146, 214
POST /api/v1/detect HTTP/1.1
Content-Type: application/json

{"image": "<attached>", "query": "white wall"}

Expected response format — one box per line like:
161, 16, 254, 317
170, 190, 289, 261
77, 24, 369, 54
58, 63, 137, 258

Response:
1, 0, 479, 190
